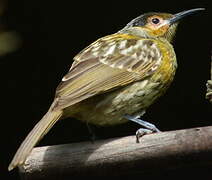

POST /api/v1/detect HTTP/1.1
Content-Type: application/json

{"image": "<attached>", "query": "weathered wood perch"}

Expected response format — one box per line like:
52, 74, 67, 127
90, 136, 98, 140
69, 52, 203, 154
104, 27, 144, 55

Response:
19, 126, 212, 179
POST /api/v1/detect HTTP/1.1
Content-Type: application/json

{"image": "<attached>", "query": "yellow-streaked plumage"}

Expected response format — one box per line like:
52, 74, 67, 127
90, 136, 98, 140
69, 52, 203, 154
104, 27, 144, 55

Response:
60, 35, 177, 126
8, 8, 204, 171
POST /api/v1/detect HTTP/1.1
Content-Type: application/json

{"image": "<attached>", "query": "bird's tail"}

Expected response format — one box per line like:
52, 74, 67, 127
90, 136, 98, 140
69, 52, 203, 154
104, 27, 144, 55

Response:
8, 100, 63, 171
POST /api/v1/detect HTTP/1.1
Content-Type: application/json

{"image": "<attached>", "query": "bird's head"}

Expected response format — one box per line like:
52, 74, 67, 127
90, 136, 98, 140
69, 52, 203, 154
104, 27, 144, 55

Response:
120, 8, 204, 42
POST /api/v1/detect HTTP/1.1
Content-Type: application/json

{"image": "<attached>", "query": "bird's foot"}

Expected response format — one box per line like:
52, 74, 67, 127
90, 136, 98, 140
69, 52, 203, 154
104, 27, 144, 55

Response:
124, 115, 161, 143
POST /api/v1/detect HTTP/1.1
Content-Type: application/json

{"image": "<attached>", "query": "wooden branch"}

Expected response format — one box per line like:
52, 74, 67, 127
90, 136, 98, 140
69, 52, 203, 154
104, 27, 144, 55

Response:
19, 126, 212, 179
206, 52, 212, 103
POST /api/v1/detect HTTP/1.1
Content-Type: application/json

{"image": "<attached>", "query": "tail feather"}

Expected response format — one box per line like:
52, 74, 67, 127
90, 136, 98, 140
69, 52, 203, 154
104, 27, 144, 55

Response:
8, 100, 63, 171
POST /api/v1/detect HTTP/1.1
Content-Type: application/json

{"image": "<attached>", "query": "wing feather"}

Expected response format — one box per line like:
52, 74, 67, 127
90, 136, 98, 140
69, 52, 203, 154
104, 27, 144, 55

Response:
55, 34, 162, 109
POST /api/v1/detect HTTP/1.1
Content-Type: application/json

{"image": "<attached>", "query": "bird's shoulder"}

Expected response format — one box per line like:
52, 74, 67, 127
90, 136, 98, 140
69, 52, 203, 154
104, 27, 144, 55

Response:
65, 33, 163, 80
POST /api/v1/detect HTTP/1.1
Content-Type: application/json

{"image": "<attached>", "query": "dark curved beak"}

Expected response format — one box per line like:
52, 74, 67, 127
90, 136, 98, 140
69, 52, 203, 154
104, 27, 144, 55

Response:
168, 8, 205, 24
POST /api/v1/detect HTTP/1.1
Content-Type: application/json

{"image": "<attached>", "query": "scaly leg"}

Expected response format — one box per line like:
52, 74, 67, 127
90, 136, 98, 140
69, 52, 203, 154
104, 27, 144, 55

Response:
124, 115, 161, 143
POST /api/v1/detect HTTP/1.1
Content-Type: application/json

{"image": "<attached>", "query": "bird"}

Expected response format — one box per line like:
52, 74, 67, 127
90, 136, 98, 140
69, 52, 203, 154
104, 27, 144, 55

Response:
8, 8, 204, 171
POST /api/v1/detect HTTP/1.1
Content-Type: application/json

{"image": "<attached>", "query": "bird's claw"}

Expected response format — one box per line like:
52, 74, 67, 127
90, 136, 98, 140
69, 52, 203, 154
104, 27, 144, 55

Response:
124, 115, 161, 143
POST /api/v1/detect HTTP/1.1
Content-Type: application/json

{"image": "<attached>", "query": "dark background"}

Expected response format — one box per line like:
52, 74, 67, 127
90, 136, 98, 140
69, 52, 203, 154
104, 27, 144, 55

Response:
1, 0, 212, 179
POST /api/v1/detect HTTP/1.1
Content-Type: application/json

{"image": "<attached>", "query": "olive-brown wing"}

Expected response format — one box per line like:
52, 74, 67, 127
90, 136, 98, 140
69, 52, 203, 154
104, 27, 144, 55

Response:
55, 34, 162, 110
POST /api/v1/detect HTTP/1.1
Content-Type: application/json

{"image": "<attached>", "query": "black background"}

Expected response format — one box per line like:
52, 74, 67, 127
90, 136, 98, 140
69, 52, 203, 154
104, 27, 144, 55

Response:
1, 0, 212, 179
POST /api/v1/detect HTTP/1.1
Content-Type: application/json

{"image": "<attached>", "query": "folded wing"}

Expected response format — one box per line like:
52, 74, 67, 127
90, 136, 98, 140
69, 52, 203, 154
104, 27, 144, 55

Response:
55, 34, 162, 110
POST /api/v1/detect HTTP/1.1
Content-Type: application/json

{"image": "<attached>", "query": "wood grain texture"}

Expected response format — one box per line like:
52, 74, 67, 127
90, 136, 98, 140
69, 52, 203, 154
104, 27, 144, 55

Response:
19, 126, 212, 179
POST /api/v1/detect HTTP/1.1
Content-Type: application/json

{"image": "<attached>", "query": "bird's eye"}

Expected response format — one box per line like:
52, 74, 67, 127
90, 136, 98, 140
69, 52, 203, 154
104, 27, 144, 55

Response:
151, 18, 160, 24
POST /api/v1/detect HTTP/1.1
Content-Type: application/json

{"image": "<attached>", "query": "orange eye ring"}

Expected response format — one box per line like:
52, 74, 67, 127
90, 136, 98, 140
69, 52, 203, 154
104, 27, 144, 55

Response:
151, 18, 160, 24
146, 16, 166, 30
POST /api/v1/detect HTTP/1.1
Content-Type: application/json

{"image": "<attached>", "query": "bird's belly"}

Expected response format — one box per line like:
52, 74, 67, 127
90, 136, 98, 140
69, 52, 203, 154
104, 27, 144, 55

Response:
72, 78, 167, 126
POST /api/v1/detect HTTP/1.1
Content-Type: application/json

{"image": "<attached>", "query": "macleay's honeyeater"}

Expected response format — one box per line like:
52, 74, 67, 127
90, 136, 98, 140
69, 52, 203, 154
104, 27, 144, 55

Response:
8, 8, 204, 171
